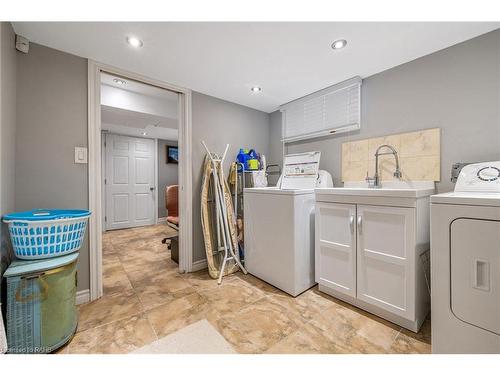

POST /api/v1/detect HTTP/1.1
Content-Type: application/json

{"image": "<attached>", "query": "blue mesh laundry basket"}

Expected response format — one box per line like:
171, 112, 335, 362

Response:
3, 209, 91, 260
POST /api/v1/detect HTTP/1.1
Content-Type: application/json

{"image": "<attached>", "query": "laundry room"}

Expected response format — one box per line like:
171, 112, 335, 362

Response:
1, 2, 500, 370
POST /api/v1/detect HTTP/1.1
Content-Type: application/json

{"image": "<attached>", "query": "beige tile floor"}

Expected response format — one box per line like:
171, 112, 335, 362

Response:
58, 224, 431, 354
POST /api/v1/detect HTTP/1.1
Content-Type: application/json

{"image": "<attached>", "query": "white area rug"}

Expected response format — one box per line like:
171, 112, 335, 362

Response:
131, 319, 236, 354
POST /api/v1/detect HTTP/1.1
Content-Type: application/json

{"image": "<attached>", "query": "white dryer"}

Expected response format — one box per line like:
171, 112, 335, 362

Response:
244, 152, 332, 296
431, 161, 500, 353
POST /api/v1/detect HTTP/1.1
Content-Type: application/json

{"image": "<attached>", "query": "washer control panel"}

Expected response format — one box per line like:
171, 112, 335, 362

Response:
477, 166, 500, 181
455, 161, 500, 192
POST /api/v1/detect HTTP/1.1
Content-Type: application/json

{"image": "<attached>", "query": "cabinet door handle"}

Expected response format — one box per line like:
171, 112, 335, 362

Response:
349, 215, 355, 234
357, 215, 363, 235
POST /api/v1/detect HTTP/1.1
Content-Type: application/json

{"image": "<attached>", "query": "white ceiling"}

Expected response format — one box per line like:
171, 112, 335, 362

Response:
101, 106, 178, 140
101, 72, 178, 100
101, 106, 177, 130
12, 22, 499, 113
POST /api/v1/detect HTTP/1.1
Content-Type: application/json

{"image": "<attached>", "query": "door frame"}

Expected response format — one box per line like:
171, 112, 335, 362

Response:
88, 60, 193, 301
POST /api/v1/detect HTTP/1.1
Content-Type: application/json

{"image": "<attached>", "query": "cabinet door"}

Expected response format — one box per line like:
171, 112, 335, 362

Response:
356, 205, 415, 319
315, 202, 357, 297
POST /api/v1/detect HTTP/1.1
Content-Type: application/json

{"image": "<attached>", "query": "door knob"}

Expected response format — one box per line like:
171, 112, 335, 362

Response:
149, 187, 155, 191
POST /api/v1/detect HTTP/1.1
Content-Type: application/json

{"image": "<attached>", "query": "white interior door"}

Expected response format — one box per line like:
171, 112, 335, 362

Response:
315, 202, 357, 297
105, 134, 155, 230
356, 204, 415, 319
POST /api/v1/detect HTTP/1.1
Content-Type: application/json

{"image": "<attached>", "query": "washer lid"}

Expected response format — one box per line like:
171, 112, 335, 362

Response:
244, 187, 314, 196
431, 192, 500, 207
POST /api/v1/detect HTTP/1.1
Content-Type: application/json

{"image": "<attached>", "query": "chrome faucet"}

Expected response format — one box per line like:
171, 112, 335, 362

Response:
366, 144, 402, 188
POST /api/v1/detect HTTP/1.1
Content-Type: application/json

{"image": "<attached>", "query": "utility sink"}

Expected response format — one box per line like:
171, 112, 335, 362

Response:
315, 181, 436, 206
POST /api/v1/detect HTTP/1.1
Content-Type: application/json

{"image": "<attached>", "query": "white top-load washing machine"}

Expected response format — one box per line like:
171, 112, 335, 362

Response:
244, 152, 332, 296
431, 161, 500, 353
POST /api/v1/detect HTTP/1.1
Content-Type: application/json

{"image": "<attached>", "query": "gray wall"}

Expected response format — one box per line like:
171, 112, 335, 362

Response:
268, 110, 283, 174
270, 29, 500, 194
8, 41, 272, 288
158, 139, 178, 218
15, 43, 89, 291
191, 92, 270, 263
0, 22, 17, 300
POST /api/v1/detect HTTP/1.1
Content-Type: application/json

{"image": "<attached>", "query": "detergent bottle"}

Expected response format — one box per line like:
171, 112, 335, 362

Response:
247, 149, 260, 170
237, 148, 250, 166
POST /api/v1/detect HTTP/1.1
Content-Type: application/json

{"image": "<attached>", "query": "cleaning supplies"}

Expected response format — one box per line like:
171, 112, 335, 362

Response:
237, 148, 261, 170
236, 148, 250, 167
247, 159, 259, 170
246, 149, 259, 170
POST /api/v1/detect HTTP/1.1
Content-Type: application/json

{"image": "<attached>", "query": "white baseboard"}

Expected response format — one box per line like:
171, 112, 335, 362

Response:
191, 259, 208, 272
76, 289, 90, 305
157, 217, 168, 223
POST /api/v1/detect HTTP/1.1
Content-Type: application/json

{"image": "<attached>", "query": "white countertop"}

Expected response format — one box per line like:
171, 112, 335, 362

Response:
315, 181, 436, 198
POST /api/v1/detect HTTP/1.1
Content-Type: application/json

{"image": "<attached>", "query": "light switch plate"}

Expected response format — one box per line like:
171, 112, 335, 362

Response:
74, 147, 88, 164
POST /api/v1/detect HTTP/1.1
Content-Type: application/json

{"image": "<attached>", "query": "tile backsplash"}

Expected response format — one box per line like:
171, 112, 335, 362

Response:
342, 128, 441, 182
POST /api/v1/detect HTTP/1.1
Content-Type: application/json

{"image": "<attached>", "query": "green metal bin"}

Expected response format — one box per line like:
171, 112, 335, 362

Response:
5, 253, 78, 353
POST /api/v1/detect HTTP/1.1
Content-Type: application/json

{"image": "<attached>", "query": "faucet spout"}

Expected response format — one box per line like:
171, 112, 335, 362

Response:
368, 144, 402, 188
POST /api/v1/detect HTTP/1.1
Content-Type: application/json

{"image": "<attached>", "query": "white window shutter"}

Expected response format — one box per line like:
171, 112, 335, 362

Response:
281, 77, 361, 143
282, 103, 304, 140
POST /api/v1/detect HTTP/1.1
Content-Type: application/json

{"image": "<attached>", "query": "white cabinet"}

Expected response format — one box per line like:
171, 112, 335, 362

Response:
315, 188, 432, 333
315, 202, 357, 297
356, 205, 415, 320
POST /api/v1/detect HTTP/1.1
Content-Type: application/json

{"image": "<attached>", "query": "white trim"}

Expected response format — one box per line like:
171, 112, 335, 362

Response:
178, 91, 193, 274
192, 259, 208, 272
158, 216, 168, 223
282, 123, 360, 143
76, 289, 90, 305
88, 60, 103, 301
101, 133, 106, 232
154, 138, 159, 225
88, 60, 193, 301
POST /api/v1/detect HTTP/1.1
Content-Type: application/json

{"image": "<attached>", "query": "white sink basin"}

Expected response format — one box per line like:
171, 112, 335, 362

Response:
315, 181, 436, 198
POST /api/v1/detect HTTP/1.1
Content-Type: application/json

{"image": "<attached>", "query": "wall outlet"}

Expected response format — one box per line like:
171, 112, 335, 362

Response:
74, 147, 88, 164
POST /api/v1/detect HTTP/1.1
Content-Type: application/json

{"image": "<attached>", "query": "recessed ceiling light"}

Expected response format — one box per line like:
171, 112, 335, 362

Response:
141, 132, 147, 136
331, 39, 347, 50
250, 86, 262, 93
126, 36, 143, 48
113, 78, 126, 85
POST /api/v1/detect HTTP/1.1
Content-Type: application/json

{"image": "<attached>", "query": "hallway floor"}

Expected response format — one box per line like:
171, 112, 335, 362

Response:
60, 224, 431, 354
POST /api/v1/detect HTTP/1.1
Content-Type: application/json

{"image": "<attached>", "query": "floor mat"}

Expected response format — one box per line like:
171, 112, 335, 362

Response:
131, 319, 236, 354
